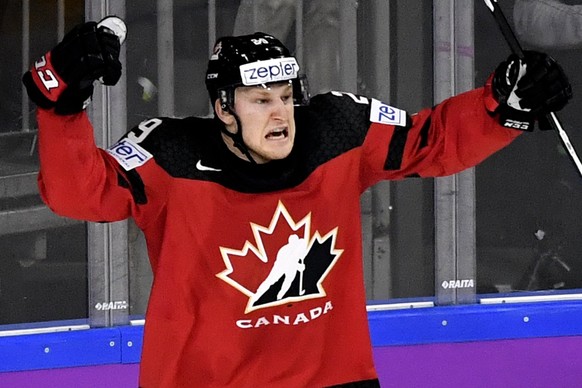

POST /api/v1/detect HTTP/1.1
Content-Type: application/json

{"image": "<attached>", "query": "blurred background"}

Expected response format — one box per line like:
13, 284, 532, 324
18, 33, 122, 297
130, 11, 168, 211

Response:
1, 0, 581, 328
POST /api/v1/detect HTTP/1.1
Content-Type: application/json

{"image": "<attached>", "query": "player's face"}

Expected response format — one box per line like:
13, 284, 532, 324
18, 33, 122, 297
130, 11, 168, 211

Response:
232, 82, 296, 163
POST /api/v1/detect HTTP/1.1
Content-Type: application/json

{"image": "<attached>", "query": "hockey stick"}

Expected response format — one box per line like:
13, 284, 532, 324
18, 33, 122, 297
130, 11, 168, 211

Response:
298, 257, 306, 296
483, 0, 582, 178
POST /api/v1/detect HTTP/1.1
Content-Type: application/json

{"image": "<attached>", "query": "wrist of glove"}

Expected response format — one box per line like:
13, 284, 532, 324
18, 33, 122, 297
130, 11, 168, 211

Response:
492, 50, 572, 131
22, 18, 122, 115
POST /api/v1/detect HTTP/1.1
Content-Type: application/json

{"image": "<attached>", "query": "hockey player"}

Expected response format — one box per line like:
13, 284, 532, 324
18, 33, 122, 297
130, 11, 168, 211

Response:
22, 18, 571, 388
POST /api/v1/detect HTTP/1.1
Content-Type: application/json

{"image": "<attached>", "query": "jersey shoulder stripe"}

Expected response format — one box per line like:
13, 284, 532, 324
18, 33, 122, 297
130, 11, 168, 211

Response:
298, 91, 409, 171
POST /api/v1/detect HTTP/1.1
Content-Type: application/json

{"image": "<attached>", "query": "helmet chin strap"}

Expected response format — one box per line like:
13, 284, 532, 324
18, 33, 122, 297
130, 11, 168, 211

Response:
219, 107, 258, 165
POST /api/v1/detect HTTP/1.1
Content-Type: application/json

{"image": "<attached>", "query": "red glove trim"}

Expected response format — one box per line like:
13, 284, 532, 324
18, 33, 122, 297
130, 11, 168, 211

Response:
483, 73, 501, 114
30, 51, 68, 103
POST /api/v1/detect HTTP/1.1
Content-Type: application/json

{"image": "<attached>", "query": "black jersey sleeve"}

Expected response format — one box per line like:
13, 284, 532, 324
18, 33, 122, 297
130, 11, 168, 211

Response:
296, 91, 411, 174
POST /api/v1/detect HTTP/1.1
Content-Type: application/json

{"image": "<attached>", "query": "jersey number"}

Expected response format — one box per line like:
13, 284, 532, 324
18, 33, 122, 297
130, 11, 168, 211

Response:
127, 118, 162, 144
331, 91, 369, 105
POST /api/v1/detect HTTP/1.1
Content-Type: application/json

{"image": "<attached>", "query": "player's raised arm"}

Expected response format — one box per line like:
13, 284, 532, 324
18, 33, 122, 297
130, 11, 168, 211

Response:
21, 17, 144, 222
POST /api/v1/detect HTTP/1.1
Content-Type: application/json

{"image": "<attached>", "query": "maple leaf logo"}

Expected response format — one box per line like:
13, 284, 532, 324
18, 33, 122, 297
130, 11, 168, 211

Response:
216, 201, 343, 314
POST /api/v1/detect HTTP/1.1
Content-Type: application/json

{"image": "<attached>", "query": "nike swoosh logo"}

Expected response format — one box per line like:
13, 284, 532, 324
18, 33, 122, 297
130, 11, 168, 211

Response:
196, 160, 222, 172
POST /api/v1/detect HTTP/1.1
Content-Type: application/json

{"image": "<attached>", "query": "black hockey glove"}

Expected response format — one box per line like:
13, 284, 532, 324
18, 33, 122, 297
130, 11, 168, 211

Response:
22, 17, 123, 115
492, 50, 572, 131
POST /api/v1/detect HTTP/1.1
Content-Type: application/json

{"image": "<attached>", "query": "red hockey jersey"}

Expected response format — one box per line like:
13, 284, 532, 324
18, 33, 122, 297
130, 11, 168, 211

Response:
36, 85, 519, 387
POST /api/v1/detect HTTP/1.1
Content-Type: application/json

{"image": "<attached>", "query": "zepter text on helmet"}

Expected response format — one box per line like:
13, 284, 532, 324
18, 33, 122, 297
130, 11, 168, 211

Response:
239, 57, 300, 86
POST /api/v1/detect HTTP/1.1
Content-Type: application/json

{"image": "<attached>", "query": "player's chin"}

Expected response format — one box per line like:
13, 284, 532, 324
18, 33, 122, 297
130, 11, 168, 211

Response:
267, 146, 293, 161
256, 144, 293, 163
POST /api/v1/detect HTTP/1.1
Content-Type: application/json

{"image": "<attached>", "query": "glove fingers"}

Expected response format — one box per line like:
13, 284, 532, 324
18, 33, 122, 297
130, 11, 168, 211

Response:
517, 59, 564, 94
81, 26, 108, 77
52, 22, 104, 85
54, 22, 121, 86
97, 28, 122, 85
513, 52, 571, 114
518, 65, 572, 113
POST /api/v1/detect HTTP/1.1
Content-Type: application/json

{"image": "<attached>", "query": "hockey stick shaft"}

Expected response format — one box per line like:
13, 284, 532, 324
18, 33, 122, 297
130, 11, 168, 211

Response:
483, 0, 525, 57
483, 0, 582, 178
298, 257, 305, 295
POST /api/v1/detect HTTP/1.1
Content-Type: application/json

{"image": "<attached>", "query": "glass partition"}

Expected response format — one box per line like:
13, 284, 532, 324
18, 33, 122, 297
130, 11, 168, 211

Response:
0, 0, 88, 326
475, 0, 582, 295
8, 0, 578, 329
123, 1, 436, 316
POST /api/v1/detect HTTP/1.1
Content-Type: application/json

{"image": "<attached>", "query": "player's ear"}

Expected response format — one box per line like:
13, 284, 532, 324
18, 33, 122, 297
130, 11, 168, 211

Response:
215, 99, 235, 126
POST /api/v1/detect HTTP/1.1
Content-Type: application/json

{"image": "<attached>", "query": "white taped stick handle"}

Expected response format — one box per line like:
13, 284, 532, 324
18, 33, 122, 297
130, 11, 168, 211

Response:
97, 16, 127, 45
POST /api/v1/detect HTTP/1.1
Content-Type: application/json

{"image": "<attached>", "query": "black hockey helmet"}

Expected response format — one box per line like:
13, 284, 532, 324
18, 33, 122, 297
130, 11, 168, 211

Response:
205, 32, 309, 112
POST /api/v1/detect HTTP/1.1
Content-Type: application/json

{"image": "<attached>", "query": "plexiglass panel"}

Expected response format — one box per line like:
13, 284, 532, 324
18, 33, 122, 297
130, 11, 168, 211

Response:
475, 0, 582, 295
0, 0, 88, 326
125, 1, 436, 316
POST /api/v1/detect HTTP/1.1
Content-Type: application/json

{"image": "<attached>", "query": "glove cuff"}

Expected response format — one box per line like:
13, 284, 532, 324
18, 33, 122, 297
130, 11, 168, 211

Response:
22, 71, 55, 110
54, 84, 94, 115
497, 104, 535, 131
27, 52, 68, 103
484, 73, 534, 131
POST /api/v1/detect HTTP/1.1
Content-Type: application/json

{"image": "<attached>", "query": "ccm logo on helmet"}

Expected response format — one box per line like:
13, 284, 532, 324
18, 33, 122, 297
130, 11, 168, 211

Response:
240, 58, 299, 86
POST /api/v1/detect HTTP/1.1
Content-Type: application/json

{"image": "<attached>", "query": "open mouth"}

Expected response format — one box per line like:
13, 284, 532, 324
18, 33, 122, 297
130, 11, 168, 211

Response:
266, 128, 289, 140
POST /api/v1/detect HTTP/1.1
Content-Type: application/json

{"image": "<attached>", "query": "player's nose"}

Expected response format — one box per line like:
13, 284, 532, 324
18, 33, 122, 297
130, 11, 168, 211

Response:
271, 97, 289, 118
